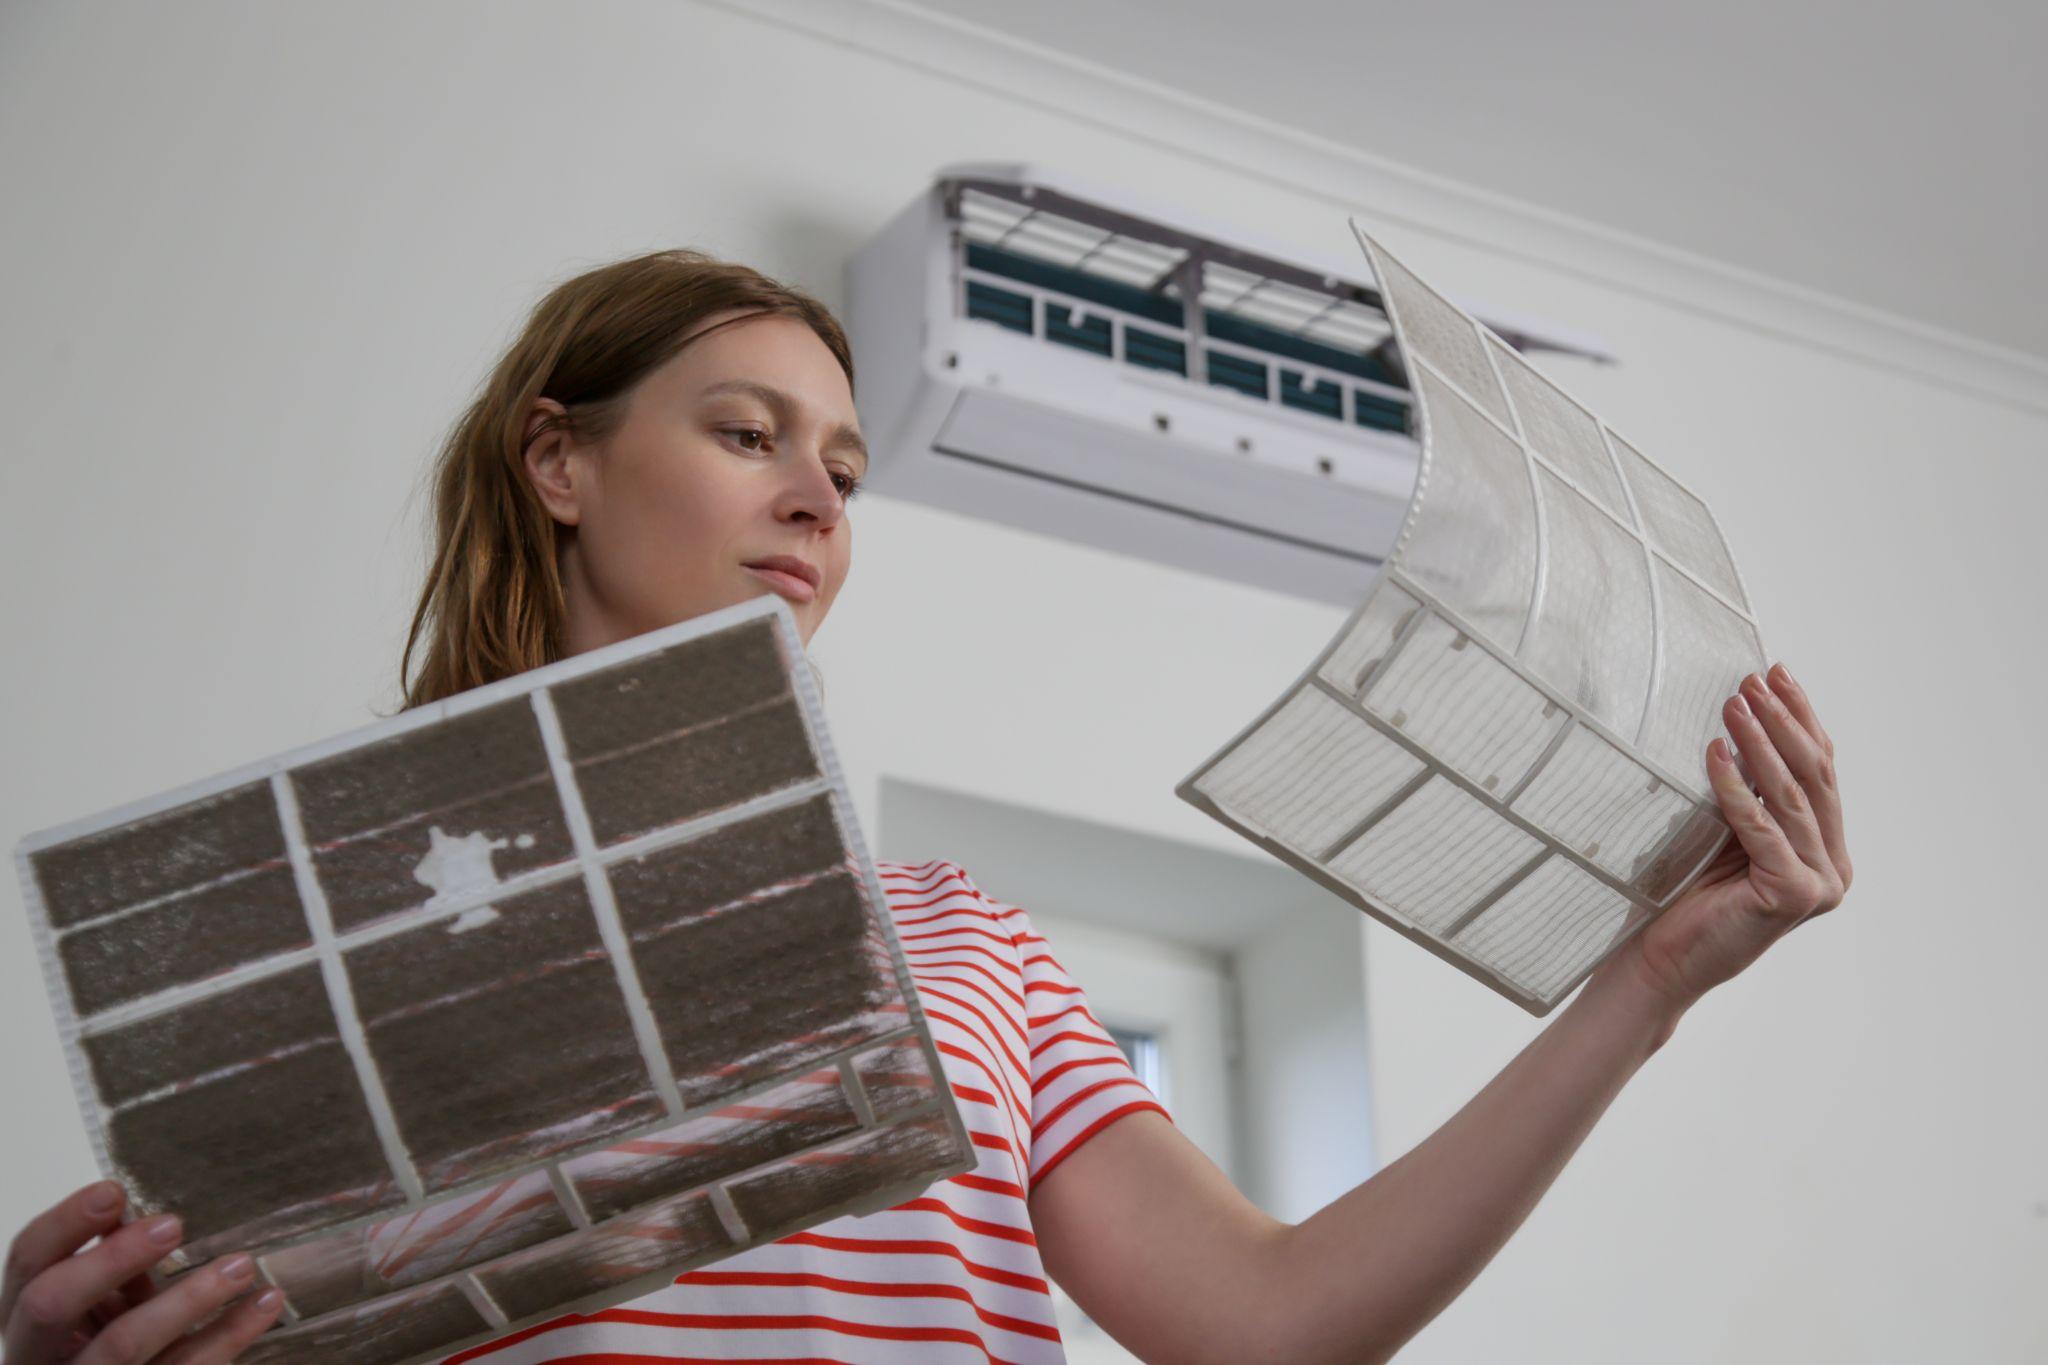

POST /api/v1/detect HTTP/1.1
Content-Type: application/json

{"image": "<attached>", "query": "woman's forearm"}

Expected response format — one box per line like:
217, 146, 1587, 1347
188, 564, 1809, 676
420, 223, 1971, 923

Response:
1269, 954, 1689, 1364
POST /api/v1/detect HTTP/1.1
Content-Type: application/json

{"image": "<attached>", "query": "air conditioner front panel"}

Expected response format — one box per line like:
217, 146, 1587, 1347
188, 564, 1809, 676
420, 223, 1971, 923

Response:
921, 386, 1400, 603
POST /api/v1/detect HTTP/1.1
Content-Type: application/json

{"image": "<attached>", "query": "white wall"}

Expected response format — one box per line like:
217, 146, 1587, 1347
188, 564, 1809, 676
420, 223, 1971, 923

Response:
1, 2, 2042, 1361
1235, 906, 1376, 1223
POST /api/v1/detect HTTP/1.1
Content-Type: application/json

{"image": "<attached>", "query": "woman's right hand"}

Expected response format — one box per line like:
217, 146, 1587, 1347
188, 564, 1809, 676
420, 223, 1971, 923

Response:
2, 1181, 284, 1363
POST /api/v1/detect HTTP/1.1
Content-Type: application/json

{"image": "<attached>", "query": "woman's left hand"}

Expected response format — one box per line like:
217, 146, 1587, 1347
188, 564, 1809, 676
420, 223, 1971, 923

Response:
1606, 662, 1853, 1010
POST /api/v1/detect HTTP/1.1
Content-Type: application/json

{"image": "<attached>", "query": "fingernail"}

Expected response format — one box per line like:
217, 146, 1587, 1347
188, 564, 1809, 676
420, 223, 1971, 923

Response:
145, 1214, 183, 1246
1773, 662, 1795, 685
84, 1182, 122, 1216
1730, 693, 1752, 719
256, 1288, 285, 1312
216, 1253, 255, 1284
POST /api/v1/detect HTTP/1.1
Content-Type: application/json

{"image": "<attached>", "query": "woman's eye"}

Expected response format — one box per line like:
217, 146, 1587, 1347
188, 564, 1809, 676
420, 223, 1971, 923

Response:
724, 428, 859, 500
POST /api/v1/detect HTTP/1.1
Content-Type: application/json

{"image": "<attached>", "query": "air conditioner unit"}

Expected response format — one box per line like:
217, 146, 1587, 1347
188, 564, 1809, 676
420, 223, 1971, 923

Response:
842, 162, 1614, 605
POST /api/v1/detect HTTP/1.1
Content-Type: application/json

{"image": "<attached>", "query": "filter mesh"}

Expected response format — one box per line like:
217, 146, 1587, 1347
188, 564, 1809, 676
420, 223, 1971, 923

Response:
1520, 466, 1656, 740
1611, 433, 1748, 608
1509, 724, 1696, 884
1327, 776, 1544, 935
1192, 687, 1425, 857
1453, 858, 1637, 1001
1639, 556, 1767, 779
1396, 366, 1538, 652
1487, 335, 1633, 522
15, 595, 973, 1365
1179, 229, 1769, 1015
1315, 582, 1422, 695
1374, 252, 1512, 429
1360, 614, 1566, 796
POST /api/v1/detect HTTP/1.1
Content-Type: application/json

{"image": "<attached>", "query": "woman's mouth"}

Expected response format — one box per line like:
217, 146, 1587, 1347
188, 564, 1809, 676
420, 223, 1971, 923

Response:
742, 564, 817, 604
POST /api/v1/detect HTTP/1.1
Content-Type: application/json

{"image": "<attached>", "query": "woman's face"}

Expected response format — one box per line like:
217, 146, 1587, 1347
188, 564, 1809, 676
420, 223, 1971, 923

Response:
522, 308, 865, 654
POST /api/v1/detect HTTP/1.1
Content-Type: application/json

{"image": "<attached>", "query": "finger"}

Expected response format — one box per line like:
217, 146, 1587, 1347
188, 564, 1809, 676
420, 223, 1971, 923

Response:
1765, 664, 1851, 886
1726, 687, 1834, 878
87, 1288, 129, 1328
113, 1270, 157, 1309
157, 1286, 286, 1365
1718, 725, 1772, 808
1786, 901, 1839, 933
1726, 741, 1761, 805
3, 1214, 181, 1363
75, 1254, 258, 1365
1765, 661, 1834, 756
1741, 672, 1842, 877
1691, 830, 1749, 889
2, 1183, 127, 1322
1706, 735, 1806, 891
81, 1271, 159, 1343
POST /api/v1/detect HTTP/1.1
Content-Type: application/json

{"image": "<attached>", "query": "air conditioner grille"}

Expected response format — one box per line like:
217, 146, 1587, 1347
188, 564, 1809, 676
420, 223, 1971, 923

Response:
962, 239, 1413, 437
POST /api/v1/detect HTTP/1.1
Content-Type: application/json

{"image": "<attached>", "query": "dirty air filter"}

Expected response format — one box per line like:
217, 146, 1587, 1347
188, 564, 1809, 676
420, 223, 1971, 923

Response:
15, 594, 974, 1365
1179, 226, 1768, 1017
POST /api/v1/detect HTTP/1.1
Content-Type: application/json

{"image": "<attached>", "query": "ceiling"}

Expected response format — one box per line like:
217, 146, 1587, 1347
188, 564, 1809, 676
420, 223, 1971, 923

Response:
916, 0, 2048, 362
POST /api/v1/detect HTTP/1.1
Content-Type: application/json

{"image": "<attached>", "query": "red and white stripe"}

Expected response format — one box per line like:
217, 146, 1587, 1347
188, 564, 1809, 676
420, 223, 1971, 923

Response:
452, 860, 1170, 1364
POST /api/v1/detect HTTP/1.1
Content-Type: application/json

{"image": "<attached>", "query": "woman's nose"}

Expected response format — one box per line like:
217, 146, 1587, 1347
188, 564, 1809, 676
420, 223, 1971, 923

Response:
781, 454, 845, 526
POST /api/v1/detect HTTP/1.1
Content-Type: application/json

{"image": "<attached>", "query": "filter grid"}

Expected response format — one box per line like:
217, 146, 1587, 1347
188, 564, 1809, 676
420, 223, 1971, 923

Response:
1178, 227, 1767, 1015
17, 595, 975, 1363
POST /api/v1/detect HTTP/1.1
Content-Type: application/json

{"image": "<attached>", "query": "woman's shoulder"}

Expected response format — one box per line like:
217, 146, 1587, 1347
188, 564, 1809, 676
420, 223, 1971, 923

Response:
872, 856, 982, 899
870, 858, 1026, 936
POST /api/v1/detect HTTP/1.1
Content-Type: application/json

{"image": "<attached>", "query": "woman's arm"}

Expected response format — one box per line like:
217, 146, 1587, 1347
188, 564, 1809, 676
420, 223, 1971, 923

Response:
1031, 665, 1851, 1364
1031, 947, 1678, 1364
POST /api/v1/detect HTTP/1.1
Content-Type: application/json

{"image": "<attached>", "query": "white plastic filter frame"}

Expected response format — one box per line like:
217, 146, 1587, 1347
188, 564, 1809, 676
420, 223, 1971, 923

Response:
1177, 227, 1769, 1016
14, 593, 976, 1364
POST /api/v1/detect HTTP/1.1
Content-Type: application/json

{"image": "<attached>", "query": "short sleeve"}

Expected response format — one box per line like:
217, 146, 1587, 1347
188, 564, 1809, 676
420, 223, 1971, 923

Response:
949, 867, 1173, 1190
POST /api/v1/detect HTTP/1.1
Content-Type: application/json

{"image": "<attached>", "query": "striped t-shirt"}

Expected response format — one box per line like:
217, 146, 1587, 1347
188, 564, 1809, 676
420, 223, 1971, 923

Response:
448, 858, 1172, 1364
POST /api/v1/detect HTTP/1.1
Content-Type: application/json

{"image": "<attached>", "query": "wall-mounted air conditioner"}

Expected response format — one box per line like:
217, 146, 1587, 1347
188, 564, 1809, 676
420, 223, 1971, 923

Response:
842, 162, 1614, 605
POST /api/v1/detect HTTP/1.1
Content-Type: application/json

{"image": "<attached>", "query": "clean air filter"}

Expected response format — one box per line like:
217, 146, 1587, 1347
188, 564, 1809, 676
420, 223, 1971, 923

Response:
16, 595, 973, 1365
1179, 227, 1767, 1016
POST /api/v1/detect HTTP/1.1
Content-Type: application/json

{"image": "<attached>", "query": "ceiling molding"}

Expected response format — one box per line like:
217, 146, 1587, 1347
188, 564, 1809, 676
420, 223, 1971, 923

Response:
708, 0, 2048, 418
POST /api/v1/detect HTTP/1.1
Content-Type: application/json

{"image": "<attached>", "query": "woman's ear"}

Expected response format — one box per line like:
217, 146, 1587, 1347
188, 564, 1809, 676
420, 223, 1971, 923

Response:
522, 398, 582, 527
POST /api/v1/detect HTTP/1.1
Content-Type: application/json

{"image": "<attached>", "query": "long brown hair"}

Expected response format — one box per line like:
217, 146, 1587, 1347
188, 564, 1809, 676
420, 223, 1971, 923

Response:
392, 249, 853, 713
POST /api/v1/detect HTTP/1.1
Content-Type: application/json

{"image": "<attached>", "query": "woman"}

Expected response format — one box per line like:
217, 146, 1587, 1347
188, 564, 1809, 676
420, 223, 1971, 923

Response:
3, 249, 1852, 1365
